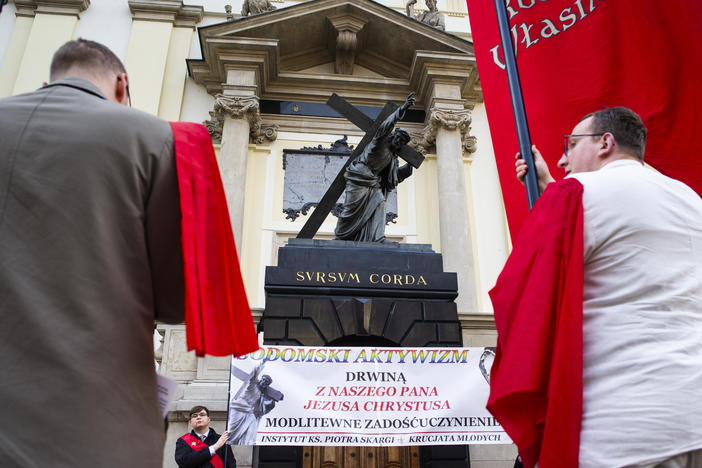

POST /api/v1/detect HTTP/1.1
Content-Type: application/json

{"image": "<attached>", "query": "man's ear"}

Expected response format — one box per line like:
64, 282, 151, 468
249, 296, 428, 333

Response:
115, 73, 129, 106
598, 132, 615, 159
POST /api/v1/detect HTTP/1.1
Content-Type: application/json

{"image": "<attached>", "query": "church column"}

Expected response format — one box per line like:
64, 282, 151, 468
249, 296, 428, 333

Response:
214, 92, 256, 251
208, 68, 277, 252
421, 90, 479, 316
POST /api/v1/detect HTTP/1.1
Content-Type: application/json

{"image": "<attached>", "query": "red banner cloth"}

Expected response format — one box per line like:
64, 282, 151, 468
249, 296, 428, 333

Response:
466, 0, 702, 238
171, 122, 259, 357
487, 178, 584, 468
180, 433, 224, 468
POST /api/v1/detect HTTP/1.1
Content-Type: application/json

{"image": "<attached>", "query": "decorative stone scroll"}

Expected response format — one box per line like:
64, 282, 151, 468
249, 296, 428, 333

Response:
328, 13, 367, 75
204, 111, 223, 143
417, 108, 477, 156
204, 94, 278, 144
282, 137, 398, 224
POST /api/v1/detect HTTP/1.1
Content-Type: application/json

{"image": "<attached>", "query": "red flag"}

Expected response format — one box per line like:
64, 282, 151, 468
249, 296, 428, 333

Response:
488, 178, 584, 468
467, 0, 702, 238
171, 122, 259, 357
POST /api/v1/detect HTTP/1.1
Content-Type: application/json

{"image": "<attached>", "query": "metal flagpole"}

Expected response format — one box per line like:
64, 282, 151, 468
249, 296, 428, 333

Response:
223, 357, 234, 467
493, 0, 541, 209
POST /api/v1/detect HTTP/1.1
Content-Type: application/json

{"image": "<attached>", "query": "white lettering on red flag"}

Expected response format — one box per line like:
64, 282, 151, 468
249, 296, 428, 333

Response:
467, 0, 702, 237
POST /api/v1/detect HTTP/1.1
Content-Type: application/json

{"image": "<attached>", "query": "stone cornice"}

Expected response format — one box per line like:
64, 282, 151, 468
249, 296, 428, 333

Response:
459, 313, 497, 331
409, 51, 478, 109
128, 0, 202, 25
175, 4, 204, 28
128, 0, 180, 22
15, 0, 89, 17
188, 37, 279, 97
14, 0, 38, 17
187, 0, 475, 105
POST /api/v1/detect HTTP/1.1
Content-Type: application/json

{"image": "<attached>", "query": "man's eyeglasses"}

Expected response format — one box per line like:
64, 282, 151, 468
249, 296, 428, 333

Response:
190, 412, 208, 419
563, 133, 604, 156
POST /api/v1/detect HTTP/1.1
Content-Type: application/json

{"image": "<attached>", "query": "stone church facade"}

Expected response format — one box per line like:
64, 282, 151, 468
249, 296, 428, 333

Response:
0, 0, 515, 466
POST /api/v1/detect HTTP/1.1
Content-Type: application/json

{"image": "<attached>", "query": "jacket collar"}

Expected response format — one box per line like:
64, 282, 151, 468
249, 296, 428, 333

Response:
43, 78, 107, 101
191, 428, 214, 439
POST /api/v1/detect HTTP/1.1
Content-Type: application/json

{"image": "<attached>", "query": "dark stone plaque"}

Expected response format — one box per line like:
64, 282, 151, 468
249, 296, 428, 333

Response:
282, 139, 398, 223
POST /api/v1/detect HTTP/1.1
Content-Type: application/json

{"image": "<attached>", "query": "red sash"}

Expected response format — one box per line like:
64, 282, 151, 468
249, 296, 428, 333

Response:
487, 178, 584, 468
180, 433, 224, 468
170, 122, 259, 358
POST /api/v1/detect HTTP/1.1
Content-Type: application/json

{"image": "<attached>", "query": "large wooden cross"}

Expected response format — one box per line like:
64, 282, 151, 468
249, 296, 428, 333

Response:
296, 93, 425, 239
231, 365, 284, 401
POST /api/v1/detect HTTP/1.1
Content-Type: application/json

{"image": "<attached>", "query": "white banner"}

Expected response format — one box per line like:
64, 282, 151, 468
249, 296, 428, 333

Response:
226, 346, 509, 446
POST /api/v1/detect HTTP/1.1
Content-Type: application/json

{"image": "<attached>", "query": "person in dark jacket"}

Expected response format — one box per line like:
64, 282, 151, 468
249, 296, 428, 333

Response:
176, 406, 236, 468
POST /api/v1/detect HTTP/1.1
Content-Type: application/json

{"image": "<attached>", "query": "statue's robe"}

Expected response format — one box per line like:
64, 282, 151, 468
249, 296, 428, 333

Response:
227, 371, 266, 445
334, 111, 402, 242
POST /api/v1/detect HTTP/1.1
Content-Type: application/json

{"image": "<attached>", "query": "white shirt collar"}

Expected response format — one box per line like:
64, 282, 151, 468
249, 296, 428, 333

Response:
599, 158, 643, 171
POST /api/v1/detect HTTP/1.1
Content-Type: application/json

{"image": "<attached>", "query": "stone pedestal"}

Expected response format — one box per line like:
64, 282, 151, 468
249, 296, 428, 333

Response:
257, 239, 469, 467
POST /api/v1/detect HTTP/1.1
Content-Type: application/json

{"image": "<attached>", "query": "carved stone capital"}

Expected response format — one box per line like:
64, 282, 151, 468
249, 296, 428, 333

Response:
214, 94, 260, 123
418, 108, 477, 155
208, 95, 277, 144
16, 0, 90, 17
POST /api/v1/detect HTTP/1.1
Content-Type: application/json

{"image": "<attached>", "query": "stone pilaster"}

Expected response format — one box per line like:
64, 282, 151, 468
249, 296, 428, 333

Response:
11, 0, 90, 95
126, 1, 204, 115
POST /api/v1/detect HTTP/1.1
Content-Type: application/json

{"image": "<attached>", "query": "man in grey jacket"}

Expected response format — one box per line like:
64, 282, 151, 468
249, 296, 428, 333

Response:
0, 39, 184, 467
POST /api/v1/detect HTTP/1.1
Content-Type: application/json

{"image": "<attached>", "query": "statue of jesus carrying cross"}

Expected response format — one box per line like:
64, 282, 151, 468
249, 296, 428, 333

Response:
334, 93, 416, 242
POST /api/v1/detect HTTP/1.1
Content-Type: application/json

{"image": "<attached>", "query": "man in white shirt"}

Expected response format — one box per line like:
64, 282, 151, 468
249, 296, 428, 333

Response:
514, 107, 702, 467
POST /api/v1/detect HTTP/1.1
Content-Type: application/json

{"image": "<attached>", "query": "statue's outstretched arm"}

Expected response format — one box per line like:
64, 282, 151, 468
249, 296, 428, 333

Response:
377, 92, 416, 138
